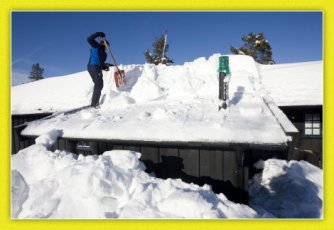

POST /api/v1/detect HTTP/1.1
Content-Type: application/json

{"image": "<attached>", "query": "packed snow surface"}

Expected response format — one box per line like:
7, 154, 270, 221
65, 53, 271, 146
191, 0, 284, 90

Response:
11, 131, 323, 219
12, 54, 300, 145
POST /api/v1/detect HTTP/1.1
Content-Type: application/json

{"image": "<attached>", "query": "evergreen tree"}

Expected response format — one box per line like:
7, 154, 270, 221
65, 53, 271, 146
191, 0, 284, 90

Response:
144, 34, 173, 65
230, 32, 275, 64
28, 63, 44, 81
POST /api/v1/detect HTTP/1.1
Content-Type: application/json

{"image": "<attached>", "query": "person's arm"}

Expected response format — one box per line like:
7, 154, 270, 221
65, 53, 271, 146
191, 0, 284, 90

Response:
87, 32, 105, 47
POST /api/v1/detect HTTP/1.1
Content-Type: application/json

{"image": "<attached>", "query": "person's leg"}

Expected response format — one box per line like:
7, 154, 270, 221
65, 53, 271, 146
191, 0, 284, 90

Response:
88, 65, 104, 107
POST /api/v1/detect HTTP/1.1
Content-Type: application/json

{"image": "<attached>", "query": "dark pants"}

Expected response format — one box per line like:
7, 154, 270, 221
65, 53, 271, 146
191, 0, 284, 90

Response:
87, 65, 104, 107
219, 72, 226, 100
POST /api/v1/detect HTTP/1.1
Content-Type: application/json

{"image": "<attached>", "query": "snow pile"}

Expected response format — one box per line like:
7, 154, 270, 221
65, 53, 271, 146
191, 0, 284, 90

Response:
15, 54, 291, 145
11, 130, 259, 219
249, 159, 323, 218
35, 129, 63, 148
11, 130, 323, 219
11, 55, 323, 113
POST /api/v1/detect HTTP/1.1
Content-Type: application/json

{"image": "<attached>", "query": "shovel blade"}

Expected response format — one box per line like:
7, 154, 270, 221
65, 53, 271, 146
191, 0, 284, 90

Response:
114, 69, 126, 88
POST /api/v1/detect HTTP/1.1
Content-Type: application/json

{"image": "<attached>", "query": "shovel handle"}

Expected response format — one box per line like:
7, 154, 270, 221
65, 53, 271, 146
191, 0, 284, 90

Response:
102, 40, 121, 73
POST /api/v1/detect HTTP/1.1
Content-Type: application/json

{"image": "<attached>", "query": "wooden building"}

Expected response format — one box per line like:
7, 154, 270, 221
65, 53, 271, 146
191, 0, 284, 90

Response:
11, 58, 322, 204
261, 61, 323, 167
12, 113, 289, 204
280, 105, 322, 167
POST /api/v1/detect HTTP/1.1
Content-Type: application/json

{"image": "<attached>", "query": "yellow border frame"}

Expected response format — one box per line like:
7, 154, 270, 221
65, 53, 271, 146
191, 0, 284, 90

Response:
1, 0, 333, 229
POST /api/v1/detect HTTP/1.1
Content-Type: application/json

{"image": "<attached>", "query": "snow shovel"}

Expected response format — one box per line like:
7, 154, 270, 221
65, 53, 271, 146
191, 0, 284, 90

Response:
103, 40, 127, 88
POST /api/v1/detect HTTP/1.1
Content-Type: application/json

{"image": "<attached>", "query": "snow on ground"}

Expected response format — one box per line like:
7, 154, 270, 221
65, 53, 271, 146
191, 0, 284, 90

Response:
249, 159, 323, 218
11, 130, 323, 219
13, 54, 293, 145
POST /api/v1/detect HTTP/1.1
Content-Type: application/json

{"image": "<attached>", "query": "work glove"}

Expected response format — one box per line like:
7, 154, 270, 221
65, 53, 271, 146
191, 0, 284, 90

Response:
102, 63, 114, 71
98, 32, 106, 38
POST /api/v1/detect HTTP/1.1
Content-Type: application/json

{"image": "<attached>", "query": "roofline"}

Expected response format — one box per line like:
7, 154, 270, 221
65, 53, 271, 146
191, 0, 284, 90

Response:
21, 134, 288, 151
278, 104, 323, 108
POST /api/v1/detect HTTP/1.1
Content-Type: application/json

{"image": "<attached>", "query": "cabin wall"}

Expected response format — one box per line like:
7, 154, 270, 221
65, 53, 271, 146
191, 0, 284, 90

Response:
11, 114, 288, 204
61, 138, 252, 203
280, 106, 323, 167
12, 113, 52, 155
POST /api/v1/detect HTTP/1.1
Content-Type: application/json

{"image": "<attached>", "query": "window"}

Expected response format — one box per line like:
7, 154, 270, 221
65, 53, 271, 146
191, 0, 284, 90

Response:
304, 114, 321, 136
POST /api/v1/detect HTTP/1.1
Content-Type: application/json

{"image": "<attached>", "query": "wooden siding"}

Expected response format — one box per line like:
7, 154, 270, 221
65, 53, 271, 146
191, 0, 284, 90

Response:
280, 106, 323, 167
12, 113, 52, 155
11, 114, 289, 204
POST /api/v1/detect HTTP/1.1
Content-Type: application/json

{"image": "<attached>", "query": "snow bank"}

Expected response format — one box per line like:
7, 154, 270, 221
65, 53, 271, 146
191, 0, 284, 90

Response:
249, 159, 323, 218
11, 131, 323, 219
11, 131, 259, 219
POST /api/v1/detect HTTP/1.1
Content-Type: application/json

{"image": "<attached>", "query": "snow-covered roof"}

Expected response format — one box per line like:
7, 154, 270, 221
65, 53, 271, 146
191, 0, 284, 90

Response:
260, 61, 323, 106
12, 54, 313, 145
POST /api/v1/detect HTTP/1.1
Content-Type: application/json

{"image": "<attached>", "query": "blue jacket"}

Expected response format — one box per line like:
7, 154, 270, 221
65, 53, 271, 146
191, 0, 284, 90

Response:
87, 32, 107, 67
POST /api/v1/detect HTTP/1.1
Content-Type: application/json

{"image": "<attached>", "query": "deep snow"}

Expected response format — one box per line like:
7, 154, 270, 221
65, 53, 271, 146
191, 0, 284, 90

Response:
11, 54, 323, 219
13, 54, 301, 145
11, 130, 323, 219
11, 55, 323, 113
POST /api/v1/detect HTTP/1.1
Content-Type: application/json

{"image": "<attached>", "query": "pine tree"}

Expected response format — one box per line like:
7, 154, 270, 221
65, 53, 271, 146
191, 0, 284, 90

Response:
144, 34, 173, 65
28, 63, 44, 81
230, 32, 275, 64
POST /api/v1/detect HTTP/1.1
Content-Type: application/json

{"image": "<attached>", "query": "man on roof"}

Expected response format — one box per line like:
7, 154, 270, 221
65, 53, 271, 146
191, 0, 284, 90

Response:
87, 32, 113, 109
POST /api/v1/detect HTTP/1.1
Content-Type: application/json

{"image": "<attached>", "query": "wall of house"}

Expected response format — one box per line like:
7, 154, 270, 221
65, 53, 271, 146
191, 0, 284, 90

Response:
14, 134, 253, 203
11, 114, 287, 204
280, 106, 323, 167
12, 113, 52, 155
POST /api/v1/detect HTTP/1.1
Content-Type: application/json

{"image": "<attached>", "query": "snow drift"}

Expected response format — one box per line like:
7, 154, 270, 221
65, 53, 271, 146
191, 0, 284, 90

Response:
11, 130, 323, 219
249, 159, 323, 218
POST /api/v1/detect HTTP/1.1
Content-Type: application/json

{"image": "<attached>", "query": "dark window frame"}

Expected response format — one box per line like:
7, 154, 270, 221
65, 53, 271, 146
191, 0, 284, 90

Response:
304, 113, 322, 137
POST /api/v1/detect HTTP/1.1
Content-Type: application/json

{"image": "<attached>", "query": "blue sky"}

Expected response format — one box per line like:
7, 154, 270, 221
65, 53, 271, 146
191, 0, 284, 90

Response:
11, 11, 322, 85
